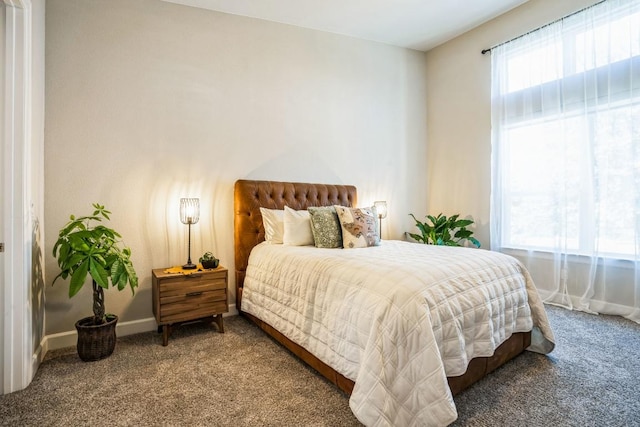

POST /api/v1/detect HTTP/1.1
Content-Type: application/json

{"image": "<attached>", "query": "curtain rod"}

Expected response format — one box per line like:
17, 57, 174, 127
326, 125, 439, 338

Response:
481, 0, 606, 54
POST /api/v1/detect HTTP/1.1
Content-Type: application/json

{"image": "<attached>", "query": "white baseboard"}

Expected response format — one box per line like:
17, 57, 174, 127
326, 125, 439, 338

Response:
42, 304, 239, 353
43, 317, 159, 352
32, 341, 46, 381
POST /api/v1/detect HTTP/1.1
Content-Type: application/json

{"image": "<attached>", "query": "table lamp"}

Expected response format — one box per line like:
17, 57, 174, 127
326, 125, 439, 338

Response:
374, 201, 387, 239
180, 198, 200, 269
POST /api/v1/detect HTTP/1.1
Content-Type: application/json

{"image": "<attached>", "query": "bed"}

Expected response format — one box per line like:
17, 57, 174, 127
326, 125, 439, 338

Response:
234, 179, 554, 426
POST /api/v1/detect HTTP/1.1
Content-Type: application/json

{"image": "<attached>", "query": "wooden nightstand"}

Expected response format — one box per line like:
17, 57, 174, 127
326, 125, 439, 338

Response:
152, 266, 228, 346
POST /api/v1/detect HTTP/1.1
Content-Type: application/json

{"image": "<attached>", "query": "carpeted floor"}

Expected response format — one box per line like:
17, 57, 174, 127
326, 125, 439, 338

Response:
1, 305, 639, 426
452, 305, 640, 426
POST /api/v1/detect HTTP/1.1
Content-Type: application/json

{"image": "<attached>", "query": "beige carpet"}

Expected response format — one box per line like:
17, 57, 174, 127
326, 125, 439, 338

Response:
1, 305, 639, 426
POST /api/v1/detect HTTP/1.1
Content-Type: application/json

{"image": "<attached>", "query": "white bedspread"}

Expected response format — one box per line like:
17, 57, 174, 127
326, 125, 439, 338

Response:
242, 240, 555, 427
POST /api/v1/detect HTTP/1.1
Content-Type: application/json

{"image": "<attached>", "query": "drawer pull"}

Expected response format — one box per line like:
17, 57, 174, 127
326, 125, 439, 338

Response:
186, 291, 203, 297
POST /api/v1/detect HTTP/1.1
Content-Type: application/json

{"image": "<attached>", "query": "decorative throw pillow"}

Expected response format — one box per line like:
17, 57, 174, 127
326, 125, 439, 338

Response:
308, 206, 343, 248
259, 208, 284, 244
283, 206, 314, 246
334, 206, 380, 249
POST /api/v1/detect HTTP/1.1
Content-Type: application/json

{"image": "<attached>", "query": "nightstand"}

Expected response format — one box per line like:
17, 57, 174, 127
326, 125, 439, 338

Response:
152, 266, 228, 346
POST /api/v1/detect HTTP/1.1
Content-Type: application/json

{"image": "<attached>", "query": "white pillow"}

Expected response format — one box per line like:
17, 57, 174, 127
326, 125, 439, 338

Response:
259, 208, 284, 244
283, 206, 314, 246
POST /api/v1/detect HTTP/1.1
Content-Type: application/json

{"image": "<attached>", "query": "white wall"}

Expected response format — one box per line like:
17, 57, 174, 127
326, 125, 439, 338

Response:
1, 0, 46, 393
425, 0, 601, 247
44, 0, 428, 334
0, 0, 6, 391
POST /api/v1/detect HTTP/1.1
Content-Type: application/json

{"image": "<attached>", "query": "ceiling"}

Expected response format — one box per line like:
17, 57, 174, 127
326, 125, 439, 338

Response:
162, 0, 529, 51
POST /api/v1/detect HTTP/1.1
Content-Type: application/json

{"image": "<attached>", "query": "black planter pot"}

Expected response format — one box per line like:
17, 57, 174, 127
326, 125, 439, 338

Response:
201, 259, 219, 269
75, 314, 118, 361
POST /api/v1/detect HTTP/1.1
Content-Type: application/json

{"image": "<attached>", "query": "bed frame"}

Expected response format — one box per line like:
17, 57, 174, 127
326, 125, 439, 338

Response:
234, 179, 531, 396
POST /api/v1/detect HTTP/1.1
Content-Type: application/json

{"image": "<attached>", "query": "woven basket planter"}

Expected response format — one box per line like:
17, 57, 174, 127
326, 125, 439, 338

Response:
75, 315, 118, 361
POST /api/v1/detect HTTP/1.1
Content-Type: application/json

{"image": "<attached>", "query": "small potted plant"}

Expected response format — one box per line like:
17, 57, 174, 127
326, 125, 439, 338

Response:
52, 203, 138, 361
408, 213, 481, 248
199, 251, 219, 269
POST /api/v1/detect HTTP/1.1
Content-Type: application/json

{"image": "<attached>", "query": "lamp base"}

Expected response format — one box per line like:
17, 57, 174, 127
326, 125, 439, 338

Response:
182, 262, 197, 270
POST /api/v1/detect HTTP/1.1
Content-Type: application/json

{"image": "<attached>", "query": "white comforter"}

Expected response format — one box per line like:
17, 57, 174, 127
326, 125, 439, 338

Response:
242, 240, 555, 427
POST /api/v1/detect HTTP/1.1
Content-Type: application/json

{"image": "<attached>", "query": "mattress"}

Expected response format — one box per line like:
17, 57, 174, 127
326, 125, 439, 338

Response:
242, 240, 555, 427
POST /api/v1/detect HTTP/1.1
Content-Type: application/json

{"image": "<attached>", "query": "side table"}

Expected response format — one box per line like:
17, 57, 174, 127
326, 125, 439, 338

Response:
152, 266, 228, 346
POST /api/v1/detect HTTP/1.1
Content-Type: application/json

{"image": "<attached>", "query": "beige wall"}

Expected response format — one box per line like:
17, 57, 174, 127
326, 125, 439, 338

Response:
31, 0, 46, 359
44, 0, 428, 334
425, 0, 601, 247
0, 3, 4, 165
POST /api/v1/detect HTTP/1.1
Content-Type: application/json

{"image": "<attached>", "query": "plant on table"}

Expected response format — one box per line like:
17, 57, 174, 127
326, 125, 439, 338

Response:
199, 251, 219, 269
408, 213, 481, 248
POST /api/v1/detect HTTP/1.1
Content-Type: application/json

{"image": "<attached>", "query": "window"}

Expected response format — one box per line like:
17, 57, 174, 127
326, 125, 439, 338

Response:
491, 0, 640, 260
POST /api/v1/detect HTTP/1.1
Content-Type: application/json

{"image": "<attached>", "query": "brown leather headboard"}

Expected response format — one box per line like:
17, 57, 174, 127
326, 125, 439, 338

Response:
234, 179, 357, 311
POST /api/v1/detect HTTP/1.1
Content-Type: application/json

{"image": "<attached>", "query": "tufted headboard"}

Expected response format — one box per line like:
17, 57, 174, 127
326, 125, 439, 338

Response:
233, 179, 357, 311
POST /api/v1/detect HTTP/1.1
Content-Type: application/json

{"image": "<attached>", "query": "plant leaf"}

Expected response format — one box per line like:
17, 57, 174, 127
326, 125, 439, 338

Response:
110, 258, 124, 287
89, 258, 109, 289
69, 259, 89, 297
454, 229, 472, 239
453, 219, 474, 228
408, 232, 425, 243
124, 260, 139, 294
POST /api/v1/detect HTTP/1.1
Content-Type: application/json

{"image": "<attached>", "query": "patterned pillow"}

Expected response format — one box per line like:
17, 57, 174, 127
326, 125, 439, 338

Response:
308, 206, 343, 248
334, 206, 380, 249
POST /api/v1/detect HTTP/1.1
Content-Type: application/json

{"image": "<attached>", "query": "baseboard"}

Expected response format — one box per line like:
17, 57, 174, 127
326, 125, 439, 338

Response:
43, 317, 157, 352
32, 340, 46, 384
228, 303, 239, 317
43, 304, 239, 353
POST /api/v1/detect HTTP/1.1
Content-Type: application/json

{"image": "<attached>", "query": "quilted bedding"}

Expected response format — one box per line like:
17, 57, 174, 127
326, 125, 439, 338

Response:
241, 240, 555, 427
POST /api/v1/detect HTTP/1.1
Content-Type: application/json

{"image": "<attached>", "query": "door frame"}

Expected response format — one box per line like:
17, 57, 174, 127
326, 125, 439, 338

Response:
2, 0, 33, 394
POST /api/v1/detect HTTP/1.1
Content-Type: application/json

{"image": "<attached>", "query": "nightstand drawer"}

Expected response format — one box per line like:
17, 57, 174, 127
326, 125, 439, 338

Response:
161, 288, 226, 305
159, 279, 226, 299
161, 301, 228, 323
158, 275, 226, 293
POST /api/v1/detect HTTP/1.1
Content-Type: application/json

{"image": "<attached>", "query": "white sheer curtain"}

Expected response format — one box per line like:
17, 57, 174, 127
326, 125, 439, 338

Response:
490, 0, 640, 323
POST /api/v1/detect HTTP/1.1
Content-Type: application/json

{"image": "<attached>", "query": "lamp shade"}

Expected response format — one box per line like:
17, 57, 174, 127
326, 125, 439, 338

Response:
374, 201, 387, 219
180, 198, 200, 225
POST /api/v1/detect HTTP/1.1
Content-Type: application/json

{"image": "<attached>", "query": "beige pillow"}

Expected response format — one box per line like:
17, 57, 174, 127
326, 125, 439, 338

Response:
283, 206, 314, 246
334, 206, 380, 248
259, 208, 284, 244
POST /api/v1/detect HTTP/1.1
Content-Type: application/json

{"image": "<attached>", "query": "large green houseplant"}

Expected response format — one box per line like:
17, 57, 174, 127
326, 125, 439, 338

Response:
409, 213, 481, 248
52, 203, 138, 361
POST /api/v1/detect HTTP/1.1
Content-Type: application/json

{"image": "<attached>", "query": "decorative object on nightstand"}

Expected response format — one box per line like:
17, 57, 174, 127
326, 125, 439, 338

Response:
374, 201, 387, 239
199, 251, 219, 269
52, 203, 138, 361
152, 266, 228, 346
180, 198, 199, 270
408, 213, 481, 248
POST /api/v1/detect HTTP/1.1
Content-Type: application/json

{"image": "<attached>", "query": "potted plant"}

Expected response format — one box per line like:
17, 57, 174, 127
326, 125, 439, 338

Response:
408, 213, 481, 248
52, 203, 138, 361
199, 251, 219, 269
